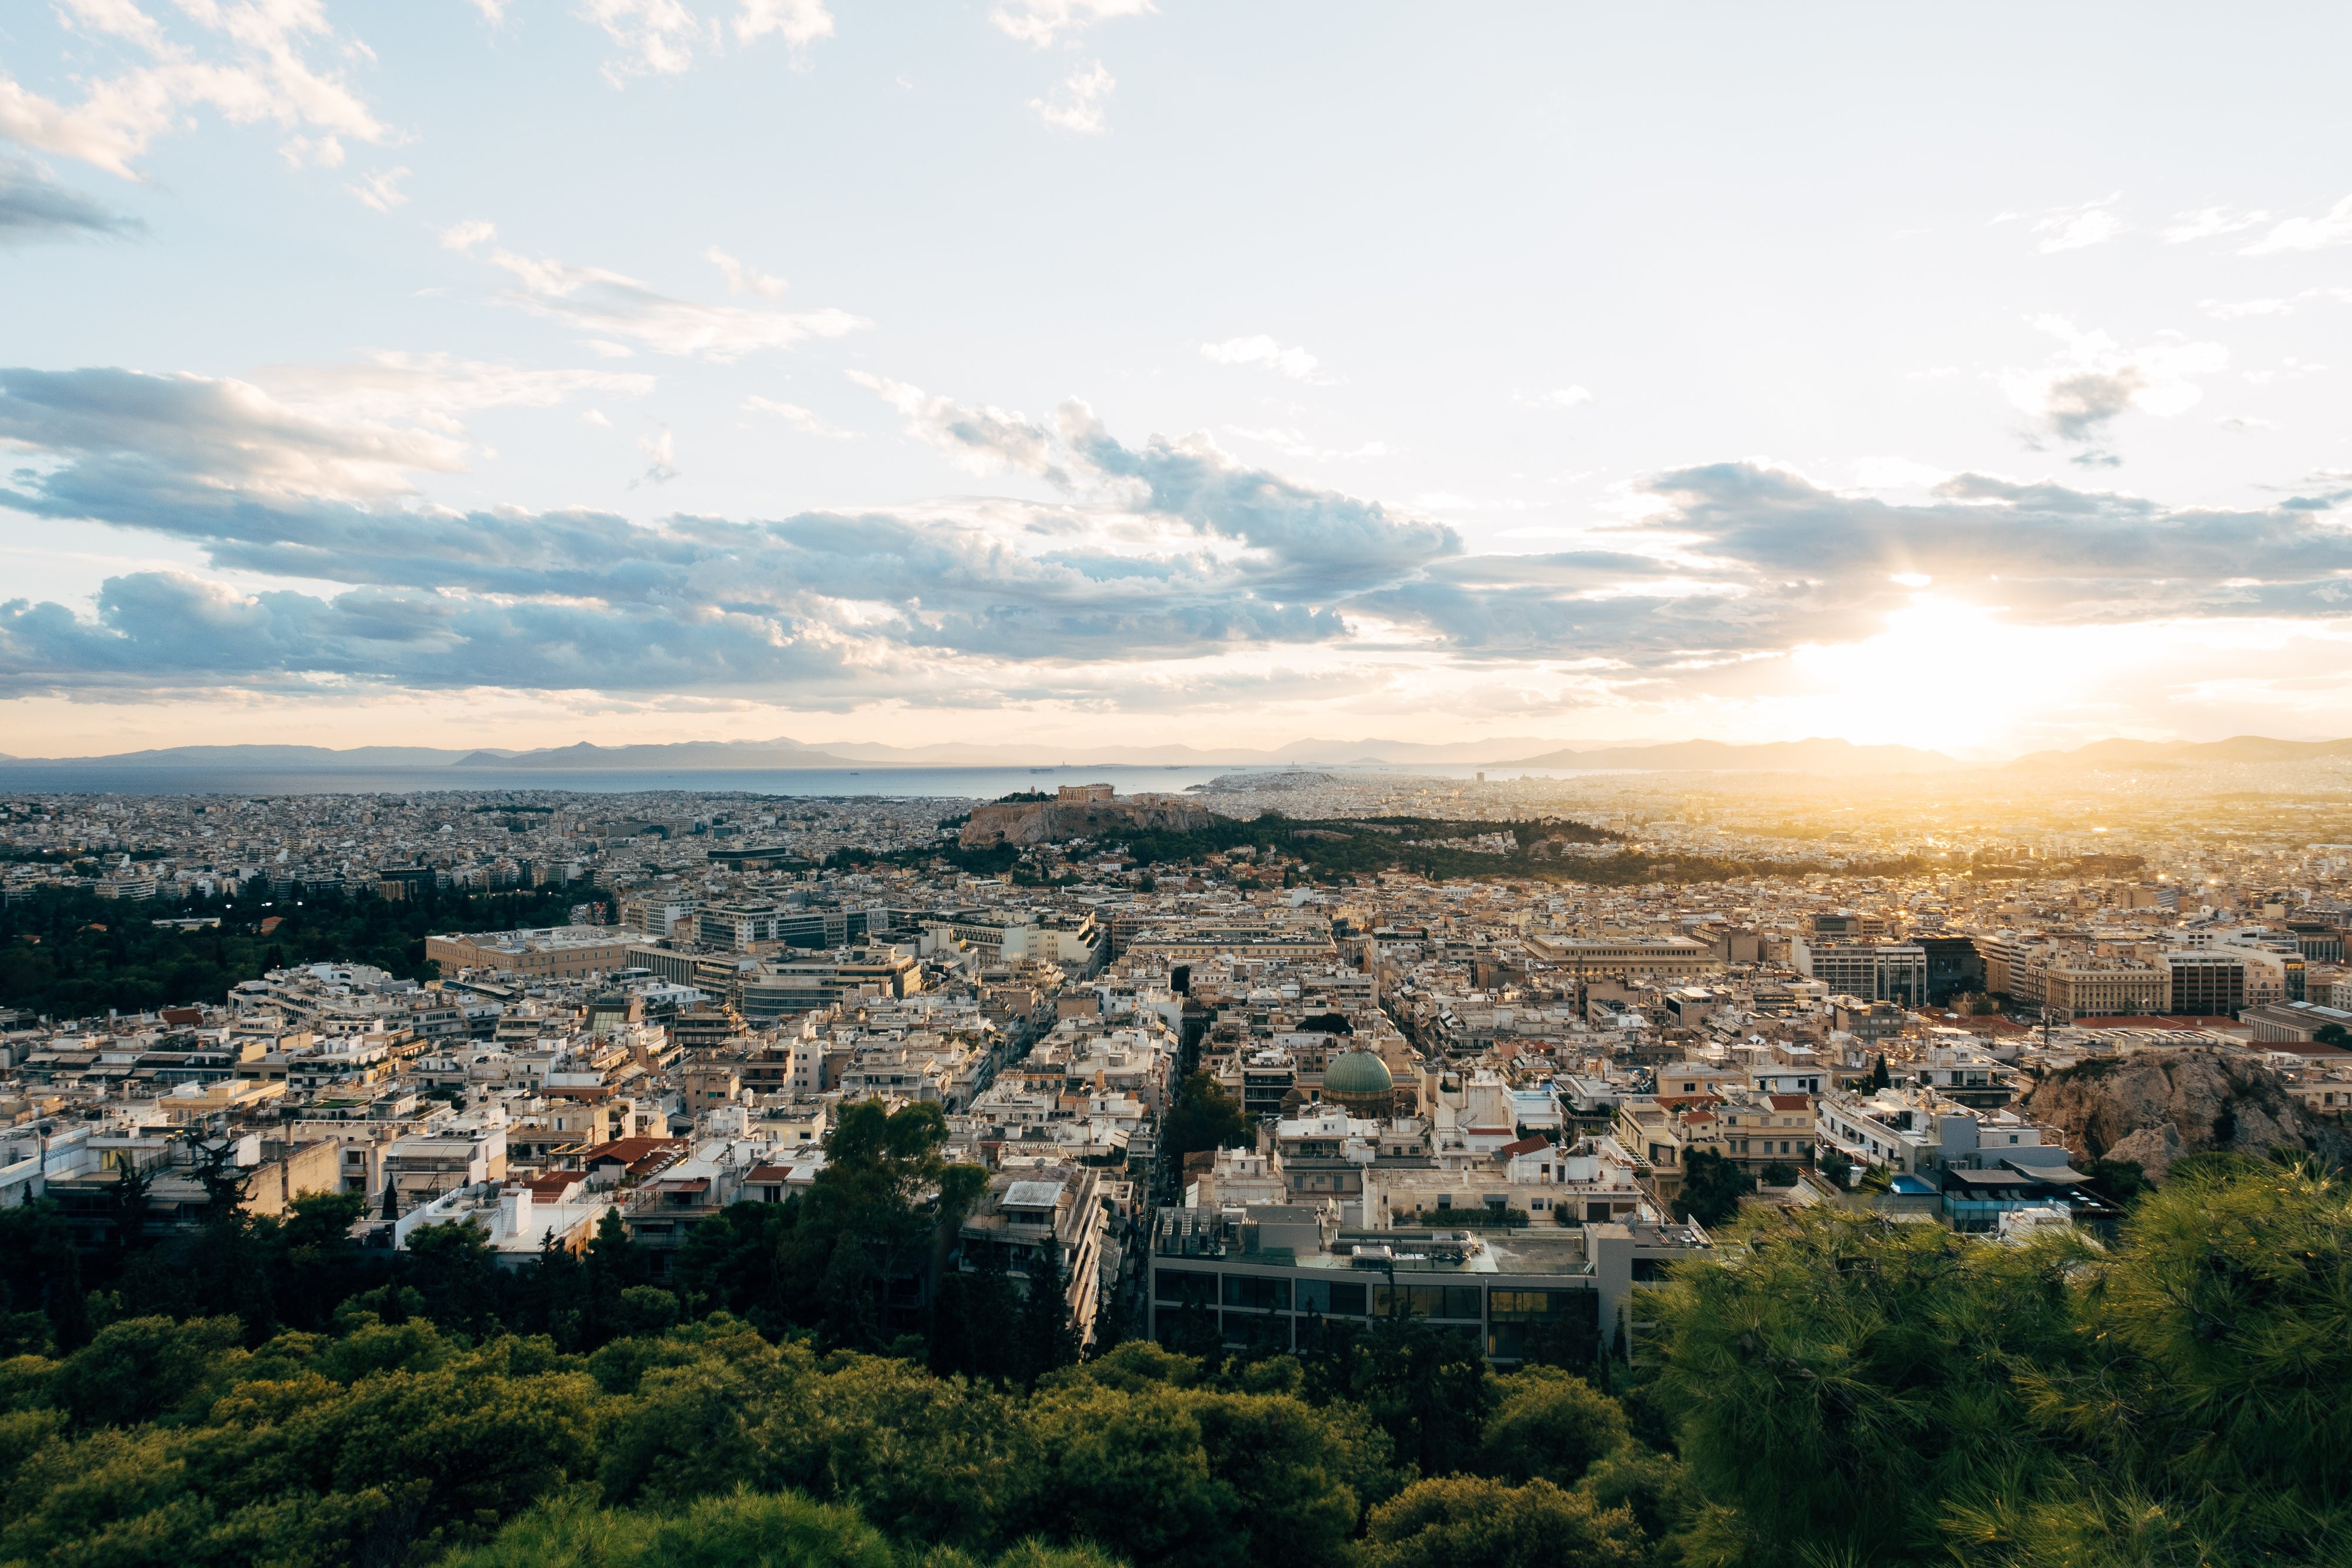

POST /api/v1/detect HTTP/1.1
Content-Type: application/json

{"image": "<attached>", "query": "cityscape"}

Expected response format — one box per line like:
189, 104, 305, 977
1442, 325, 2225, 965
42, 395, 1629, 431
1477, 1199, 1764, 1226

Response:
4, 2, 2348, 1566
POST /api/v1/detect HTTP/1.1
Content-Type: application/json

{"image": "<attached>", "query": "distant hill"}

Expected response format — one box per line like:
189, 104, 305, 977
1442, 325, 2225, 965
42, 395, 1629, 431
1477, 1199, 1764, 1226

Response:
1494, 738, 1967, 775
453, 739, 860, 769
2008, 735, 2352, 770
0, 744, 496, 767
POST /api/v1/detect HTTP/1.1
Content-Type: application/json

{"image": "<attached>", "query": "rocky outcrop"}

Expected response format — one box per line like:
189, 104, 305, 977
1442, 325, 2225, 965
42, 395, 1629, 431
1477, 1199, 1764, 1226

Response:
2019, 1047, 2313, 1180
959, 794, 1215, 849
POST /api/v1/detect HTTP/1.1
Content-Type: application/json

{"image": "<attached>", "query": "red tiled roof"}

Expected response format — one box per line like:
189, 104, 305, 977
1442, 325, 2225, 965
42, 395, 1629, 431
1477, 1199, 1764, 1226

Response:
1767, 1095, 1811, 1110
1497, 1135, 1550, 1158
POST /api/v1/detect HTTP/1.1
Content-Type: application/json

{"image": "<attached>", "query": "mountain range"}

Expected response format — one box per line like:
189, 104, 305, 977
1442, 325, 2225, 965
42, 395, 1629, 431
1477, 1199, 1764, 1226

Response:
1, 733, 2347, 776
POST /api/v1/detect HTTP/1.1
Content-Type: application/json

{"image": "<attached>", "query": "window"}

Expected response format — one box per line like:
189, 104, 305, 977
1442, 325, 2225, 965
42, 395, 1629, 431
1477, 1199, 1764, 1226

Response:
1220, 1275, 1290, 1312
1155, 1269, 1215, 1306
1373, 1285, 1482, 1320
1295, 1279, 1367, 1316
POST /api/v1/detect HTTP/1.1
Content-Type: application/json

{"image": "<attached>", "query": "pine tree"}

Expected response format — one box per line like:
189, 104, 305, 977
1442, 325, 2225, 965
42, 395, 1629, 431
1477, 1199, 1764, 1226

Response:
381, 1182, 400, 1221
1015, 1237, 1080, 1383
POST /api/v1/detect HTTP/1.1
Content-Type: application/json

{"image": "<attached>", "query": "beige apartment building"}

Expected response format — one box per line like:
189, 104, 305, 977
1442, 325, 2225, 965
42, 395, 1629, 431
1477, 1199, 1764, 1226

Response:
426, 925, 636, 980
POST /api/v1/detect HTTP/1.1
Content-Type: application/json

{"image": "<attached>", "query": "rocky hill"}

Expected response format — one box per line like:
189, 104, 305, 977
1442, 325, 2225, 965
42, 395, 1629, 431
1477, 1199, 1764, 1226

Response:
2019, 1047, 2337, 1179
959, 793, 1216, 848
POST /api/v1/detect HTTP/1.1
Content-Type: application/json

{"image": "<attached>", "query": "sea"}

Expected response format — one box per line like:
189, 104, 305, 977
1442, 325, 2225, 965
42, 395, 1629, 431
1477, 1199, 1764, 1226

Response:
0, 760, 1560, 800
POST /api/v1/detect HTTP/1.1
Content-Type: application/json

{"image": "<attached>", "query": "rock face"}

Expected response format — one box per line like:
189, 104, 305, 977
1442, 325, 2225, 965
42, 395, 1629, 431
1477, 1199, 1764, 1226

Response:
2019, 1047, 2313, 1180
959, 794, 1216, 849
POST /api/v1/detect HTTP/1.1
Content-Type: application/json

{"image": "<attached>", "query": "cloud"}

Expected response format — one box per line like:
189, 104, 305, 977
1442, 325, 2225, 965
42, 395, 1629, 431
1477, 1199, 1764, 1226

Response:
2240, 194, 2352, 255
706, 246, 787, 298
745, 395, 856, 439
1200, 335, 1329, 383
345, 166, 410, 212
580, 0, 836, 84
439, 218, 497, 253
453, 235, 867, 360
0, 363, 1458, 695
2030, 194, 2126, 253
1519, 386, 1593, 409
636, 428, 679, 485
581, 0, 706, 84
2003, 316, 2227, 447
1030, 61, 1115, 134
733, 0, 834, 47
991, 0, 1154, 46
0, 154, 141, 244
2164, 205, 2270, 243
0, 0, 388, 179
849, 371, 1070, 482
250, 351, 653, 433
5, 363, 2344, 708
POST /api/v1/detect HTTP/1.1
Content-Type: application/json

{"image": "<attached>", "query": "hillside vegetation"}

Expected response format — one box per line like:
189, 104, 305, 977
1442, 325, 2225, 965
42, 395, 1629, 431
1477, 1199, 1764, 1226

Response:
0, 1131, 2341, 1567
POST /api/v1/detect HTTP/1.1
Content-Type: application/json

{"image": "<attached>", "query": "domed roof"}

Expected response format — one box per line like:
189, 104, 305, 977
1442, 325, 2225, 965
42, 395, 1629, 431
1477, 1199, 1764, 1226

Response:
1323, 1047, 1394, 1096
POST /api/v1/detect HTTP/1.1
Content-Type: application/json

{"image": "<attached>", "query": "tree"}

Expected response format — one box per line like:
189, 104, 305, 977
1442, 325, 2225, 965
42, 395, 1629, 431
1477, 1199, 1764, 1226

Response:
1361, 1475, 1641, 1568
1160, 1072, 1253, 1172
1868, 1054, 1890, 1089
1758, 1160, 1800, 1187
780, 1099, 988, 1350
2313, 1022, 2350, 1047
1476, 1366, 1630, 1488
1670, 1149, 1752, 1227
1013, 1238, 1080, 1385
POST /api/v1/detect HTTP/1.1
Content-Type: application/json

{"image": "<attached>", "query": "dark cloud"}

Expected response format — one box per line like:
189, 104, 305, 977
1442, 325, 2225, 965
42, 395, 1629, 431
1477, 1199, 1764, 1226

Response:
4, 366, 2348, 700
0, 158, 141, 246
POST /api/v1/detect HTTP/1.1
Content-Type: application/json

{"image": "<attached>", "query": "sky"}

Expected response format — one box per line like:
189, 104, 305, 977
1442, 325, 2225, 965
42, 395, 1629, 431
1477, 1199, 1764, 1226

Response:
2, 1, 2350, 760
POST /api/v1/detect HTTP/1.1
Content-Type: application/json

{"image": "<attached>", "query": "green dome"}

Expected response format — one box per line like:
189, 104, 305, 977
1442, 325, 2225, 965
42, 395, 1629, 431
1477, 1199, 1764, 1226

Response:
1323, 1048, 1394, 1096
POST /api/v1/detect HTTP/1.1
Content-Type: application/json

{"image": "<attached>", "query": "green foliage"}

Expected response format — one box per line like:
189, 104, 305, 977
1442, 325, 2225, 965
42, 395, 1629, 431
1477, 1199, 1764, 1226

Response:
1476, 1366, 1630, 1488
1652, 1157, 2352, 1567
1757, 1161, 1800, 1188
0, 883, 583, 1019
1159, 1072, 1253, 1171
4, 1160, 2340, 1568
1362, 1475, 1642, 1568
1670, 1150, 1752, 1227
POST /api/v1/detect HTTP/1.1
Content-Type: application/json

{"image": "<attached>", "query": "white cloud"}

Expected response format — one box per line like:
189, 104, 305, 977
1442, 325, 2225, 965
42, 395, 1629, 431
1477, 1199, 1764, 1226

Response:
1519, 386, 1593, 409
579, 0, 835, 84
252, 351, 655, 433
439, 218, 497, 253
2003, 316, 2227, 446
707, 246, 788, 298
581, 408, 612, 426
849, 370, 1067, 481
1200, 335, 1328, 383
1029, 60, 1115, 135
2215, 415, 2275, 431
2030, 194, 2126, 253
0, 0, 389, 179
734, 0, 834, 46
745, 395, 856, 439
2240, 194, 2352, 255
458, 237, 868, 361
990, 0, 1154, 47
2164, 204, 2270, 243
581, 0, 706, 84
637, 427, 678, 484
345, 166, 409, 212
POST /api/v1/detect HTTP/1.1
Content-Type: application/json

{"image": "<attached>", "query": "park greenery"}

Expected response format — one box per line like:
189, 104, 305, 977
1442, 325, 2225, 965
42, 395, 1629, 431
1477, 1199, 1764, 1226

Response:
915, 812, 1932, 891
0, 884, 583, 1022
0, 1119, 2339, 1566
